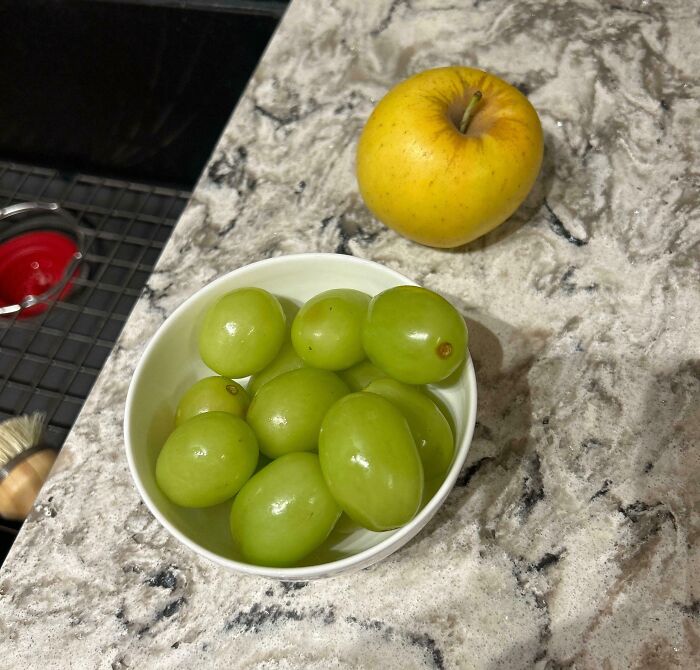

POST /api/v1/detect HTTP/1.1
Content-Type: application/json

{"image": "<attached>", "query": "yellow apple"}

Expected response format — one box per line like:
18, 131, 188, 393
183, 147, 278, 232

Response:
356, 66, 544, 248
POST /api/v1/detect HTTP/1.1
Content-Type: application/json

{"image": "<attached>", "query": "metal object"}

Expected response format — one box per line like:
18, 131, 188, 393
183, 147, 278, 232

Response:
0, 202, 86, 316
0, 161, 190, 448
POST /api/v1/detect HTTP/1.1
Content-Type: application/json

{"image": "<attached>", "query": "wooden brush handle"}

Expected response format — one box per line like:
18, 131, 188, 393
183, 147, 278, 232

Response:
0, 449, 58, 521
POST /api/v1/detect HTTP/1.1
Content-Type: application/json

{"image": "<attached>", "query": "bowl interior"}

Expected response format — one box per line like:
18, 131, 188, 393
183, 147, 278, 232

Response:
125, 254, 476, 577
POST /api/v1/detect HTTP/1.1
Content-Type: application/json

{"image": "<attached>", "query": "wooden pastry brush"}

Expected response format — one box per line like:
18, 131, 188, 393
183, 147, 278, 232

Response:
0, 413, 57, 520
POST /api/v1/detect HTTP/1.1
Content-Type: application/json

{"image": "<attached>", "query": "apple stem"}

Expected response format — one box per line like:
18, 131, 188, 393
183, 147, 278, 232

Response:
459, 90, 483, 134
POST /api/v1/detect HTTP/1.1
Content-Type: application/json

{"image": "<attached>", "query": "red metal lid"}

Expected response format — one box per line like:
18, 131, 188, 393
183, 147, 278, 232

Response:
0, 230, 81, 318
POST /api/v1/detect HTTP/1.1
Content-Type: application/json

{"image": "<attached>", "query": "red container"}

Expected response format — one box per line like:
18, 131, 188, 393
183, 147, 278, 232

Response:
0, 203, 84, 319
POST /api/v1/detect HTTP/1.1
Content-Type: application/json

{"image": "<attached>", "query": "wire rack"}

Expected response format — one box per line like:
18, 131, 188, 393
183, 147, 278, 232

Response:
0, 161, 190, 448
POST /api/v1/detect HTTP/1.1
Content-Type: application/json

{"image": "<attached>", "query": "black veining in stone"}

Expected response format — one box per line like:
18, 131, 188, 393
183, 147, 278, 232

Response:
336, 238, 353, 255
544, 201, 588, 246
561, 266, 598, 293
371, 0, 406, 36
309, 605, 336, 625
589, 479, 612, 501
618, 500, 652, 521
345, 616, 445, 670
157, 597, 185, 620
116, 605, 152, 638
145, 275, 174, 299
561, 266, 576, 292
280, 581, 308, 594
146, 568, 177, 590
207, 145, 257, 196
333, 90, 361, 114
407, 632, 445, 670
512, 558, 552, 663
530, 550, 564, 572
216, 217, 238, 238
606, 4, 655, 21
254, 103, 301, 128
618, 501, 677, 540
519, 452, 545, 520
140, 285, 169, 320
225, 603, 337, 633
455, 457, 494, 488
679, 600, 700, 619
325, 211, 382, 255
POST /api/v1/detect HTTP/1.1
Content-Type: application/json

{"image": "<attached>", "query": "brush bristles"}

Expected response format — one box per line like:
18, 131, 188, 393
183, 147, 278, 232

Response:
0, 413, 46, 466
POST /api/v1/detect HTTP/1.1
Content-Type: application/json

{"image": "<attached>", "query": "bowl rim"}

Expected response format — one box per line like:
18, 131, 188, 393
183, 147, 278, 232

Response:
124, 252, 477, 580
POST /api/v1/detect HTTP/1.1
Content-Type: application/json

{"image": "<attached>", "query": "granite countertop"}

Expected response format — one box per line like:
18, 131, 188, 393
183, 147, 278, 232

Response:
1, 0, 698, 667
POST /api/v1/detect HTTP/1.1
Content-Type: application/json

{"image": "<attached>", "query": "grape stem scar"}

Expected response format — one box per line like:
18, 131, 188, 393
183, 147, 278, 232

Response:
437, 342, 453, 359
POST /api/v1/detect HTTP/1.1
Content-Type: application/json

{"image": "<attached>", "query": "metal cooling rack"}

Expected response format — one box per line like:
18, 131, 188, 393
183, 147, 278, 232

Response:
0, 161, 190, 448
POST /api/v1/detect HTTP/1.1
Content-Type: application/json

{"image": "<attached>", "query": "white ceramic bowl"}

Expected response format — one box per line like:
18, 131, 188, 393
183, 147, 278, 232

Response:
124, 253, 477, 580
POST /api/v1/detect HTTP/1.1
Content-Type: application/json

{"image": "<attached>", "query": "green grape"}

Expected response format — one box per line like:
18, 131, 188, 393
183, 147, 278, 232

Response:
364, 378, 454, 494
338, 359, 385, 391
248, 341, 306, 396
175, 376, 250, 426
362, 285, 467, 384
156, 412, 258, 508
198, 287, 286, 378
291, 289, 370, 370
247, 368, 349, 458
230, 452, 341, 567
319, 392, 423, 531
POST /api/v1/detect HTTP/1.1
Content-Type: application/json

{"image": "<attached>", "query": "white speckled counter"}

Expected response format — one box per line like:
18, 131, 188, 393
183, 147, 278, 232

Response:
1, 1, 698, 668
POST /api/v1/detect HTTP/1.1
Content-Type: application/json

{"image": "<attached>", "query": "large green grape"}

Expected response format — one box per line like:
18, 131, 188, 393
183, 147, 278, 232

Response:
247, 367, 349, 458
198, 287, 286, 378
175, 376, 249, 426
247, 341, 306, 396
338, 359, 385, 391
319, 392, 423, 531
362, 285, 467, 384
230, 452, 341, 567
291, 289, 370, 370
156, 412, 258, 508
364, 378, 454, 498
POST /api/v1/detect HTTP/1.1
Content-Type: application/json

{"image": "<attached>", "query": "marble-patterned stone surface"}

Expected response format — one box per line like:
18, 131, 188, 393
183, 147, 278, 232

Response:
1, 0, 698, 668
